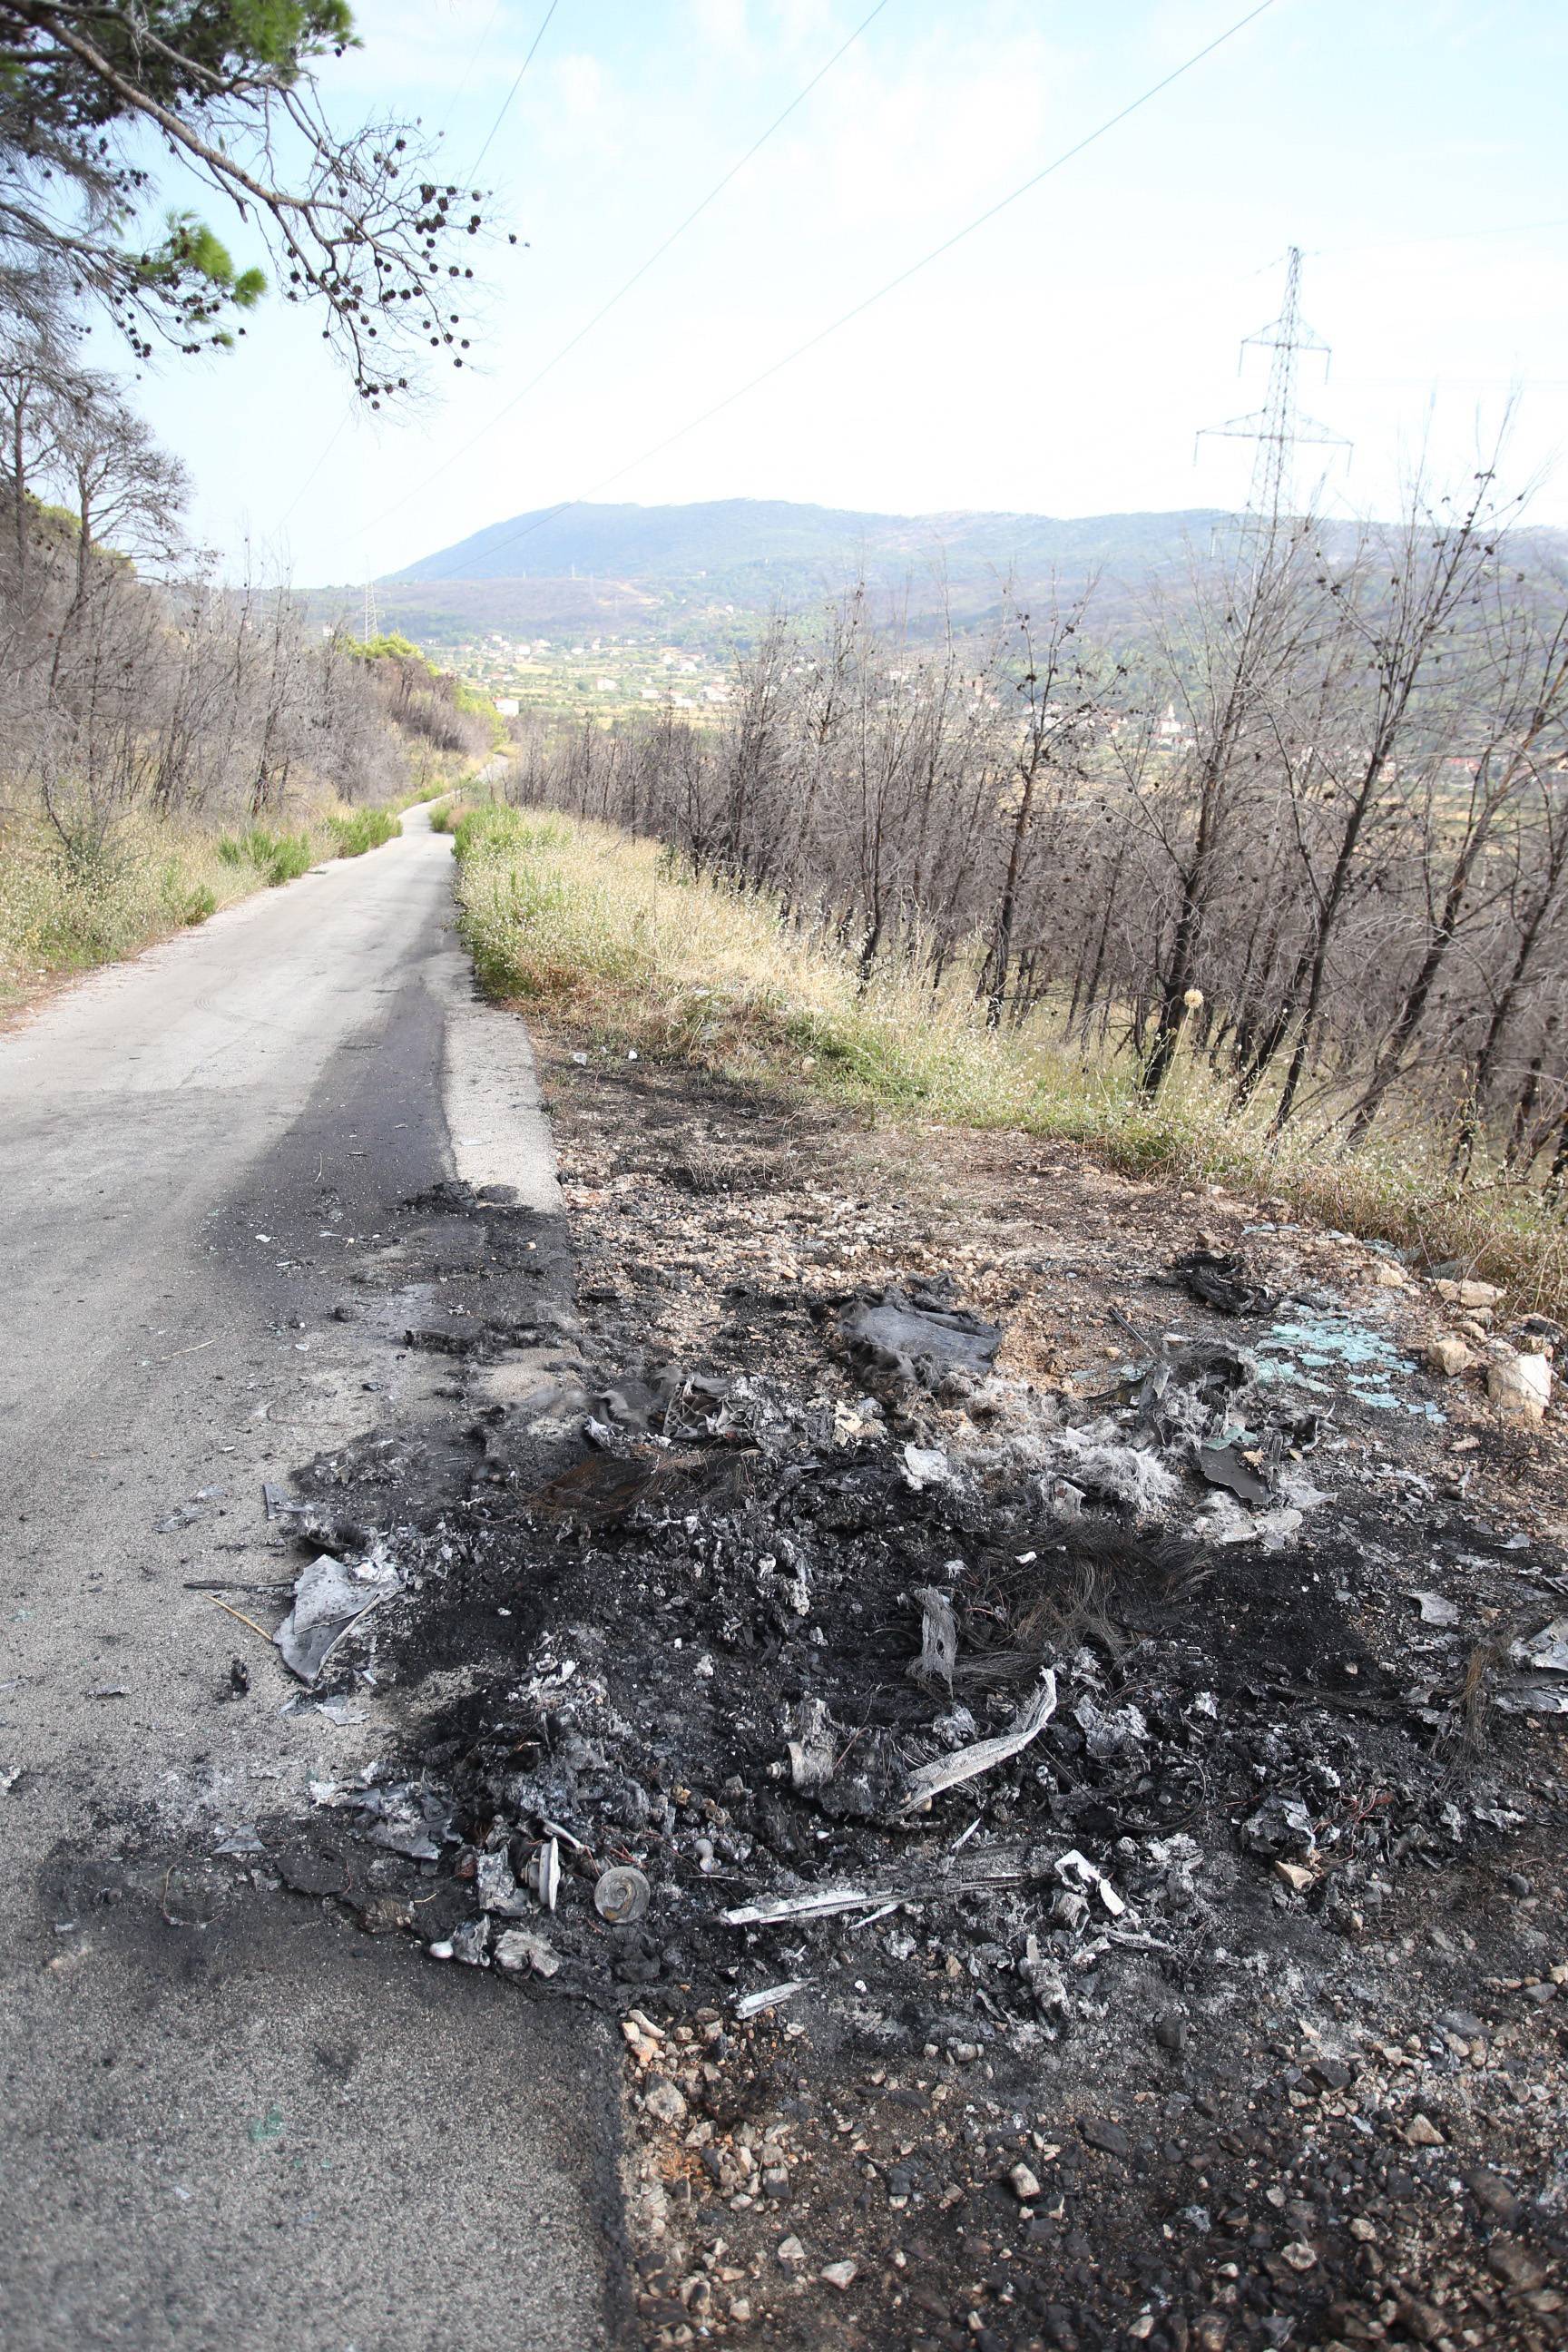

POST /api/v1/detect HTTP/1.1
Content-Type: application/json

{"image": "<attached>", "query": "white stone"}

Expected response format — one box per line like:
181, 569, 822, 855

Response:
642, 2079, 689, 2126
1489, 1348, 1551, 1426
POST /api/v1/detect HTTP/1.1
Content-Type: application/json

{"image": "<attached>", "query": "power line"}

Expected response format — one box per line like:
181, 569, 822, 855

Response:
468, 0, 562, 182
279, 400, 356, 526
438, 0, 505, 140
406, 0, 1283, 587
366, 0, 895, 535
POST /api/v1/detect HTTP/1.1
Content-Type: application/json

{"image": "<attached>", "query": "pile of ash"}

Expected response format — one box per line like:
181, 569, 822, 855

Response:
270, 1269, 1563, 2041
244, 1236, 1568, 2349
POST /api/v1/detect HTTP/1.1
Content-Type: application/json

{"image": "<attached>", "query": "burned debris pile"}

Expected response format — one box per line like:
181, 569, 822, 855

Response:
274, 1258, 1563, 2043
239, 1136, 1568, 2347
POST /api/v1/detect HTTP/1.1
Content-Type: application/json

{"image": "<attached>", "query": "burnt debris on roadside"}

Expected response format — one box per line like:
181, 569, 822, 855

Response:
229, 1077, 1566, 2350
268, 1255, 1564, 2024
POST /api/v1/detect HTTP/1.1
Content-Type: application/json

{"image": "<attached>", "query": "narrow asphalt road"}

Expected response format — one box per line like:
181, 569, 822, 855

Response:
0, 803, 624, 2350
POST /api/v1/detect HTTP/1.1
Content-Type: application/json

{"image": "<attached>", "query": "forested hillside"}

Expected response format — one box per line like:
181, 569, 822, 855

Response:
351, 498, 1247, 645
338, 496, 1568, 652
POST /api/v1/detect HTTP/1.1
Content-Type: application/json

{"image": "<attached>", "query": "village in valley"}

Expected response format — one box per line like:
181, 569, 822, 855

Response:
456, 630, 740, 723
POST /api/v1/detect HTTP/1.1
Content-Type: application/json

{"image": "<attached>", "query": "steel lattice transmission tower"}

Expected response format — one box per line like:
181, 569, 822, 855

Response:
1199, 246, 1350, 531
362, 574, 382, 639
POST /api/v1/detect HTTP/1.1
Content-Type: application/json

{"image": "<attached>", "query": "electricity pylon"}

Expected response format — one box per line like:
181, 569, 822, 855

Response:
1198, 246, 1350, 535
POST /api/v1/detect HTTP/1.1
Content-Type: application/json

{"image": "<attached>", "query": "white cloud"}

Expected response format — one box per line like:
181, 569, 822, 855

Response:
688, 0, 751, 56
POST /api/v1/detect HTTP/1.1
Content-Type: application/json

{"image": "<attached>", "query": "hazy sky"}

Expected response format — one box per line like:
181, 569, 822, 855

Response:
122, 0, 1568, 585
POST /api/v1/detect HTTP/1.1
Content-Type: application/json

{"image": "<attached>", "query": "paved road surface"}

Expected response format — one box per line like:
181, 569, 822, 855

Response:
0, 804, 624, 2349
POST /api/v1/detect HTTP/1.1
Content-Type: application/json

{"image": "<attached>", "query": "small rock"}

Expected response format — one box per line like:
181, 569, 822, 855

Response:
643, 2080, 689, 2127
1009, 2162, 1042, 2201
819, 2260, 858, 2292
1154, 2011, 1189, 2053
493, 1927, 559, 1977
1280, 2240, 1318, 2271
1464, 2166, 1521, 2225
1434, 1278, 1502, 1308
1273, 1860, 1315, 1895
1349, 2218, 1377, 2243
1488, 2238, 1545, 2291
776, 2235, 807, 2274
1425, 1334, 1472, 1377
1404, 2112, 1445, 2147
1489, 1346, 1551, 1426
1309, 2057, 1353, 2092
1081, 2117, 1130, 2159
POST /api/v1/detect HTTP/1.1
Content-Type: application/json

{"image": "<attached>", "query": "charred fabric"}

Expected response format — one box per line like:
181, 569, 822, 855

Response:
276, 1263, 1567, 2034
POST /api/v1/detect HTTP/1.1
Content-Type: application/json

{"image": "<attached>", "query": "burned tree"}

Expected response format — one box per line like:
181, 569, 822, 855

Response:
48, 368, 188, 612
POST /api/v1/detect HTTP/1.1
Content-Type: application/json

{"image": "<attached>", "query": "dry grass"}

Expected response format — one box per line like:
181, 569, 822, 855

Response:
452, 807, 1568, 1316
1, 816, 273, 1003
0, 748, 505, 1005
5, 797, 399, 1005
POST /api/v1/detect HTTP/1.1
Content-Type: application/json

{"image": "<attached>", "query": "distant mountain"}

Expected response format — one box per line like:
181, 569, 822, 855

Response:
327, 498, 1242, 647
387, 497, 1236, 587
314, 498, 1568, 651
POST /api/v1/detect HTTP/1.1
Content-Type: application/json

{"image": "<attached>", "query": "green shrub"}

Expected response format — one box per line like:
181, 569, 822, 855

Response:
217, 826, 314, 886
158, 858, 218, 925
327, 806, 399, 858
